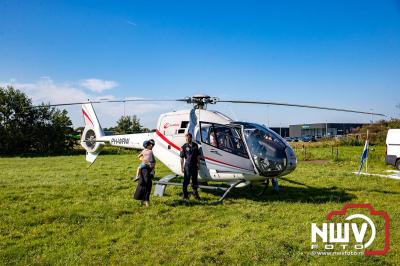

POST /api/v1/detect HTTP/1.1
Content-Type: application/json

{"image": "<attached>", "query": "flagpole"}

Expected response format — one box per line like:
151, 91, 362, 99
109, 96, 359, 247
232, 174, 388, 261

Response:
366, 130, 369, 174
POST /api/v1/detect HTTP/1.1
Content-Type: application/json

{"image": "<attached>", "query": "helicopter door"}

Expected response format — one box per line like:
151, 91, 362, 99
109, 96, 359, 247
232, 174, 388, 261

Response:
199, 122, 254, 173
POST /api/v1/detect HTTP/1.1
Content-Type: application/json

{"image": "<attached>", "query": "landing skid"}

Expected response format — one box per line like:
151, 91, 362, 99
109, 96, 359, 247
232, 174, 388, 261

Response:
154, 174, 178, 197
215, 179, 246, 204
256, 179, 270, 197
255, 178, 279, 197
154, 175, 245, 203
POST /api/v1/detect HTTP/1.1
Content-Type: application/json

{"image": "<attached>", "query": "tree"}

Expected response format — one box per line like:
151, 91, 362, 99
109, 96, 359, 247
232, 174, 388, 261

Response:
115, 115, 143, 134
0, 86, 33, 153
0, 86, 77, 155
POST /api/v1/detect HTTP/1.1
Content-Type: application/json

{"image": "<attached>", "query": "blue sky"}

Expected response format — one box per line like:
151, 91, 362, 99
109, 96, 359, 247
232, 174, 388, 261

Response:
1, 0, 399, 128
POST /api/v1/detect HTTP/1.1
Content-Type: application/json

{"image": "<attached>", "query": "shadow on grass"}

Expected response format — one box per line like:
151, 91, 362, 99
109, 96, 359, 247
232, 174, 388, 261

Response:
162, 181, 356, 206
345, 188, 400, 195
224, 184, 356, 203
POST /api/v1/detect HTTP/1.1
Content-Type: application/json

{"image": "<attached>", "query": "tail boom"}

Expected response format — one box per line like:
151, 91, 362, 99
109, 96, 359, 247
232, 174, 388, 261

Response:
80, 102, 154, 163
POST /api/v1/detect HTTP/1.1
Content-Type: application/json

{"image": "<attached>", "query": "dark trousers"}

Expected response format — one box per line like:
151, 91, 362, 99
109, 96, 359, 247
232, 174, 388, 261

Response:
133, 167, 153, 201
182, 166, 199, 198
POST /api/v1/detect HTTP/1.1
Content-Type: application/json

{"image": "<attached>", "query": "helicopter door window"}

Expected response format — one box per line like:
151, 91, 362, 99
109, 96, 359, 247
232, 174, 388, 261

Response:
180, 121, 189, 128
214, 126, 233, 152
231, 127, 248, 158
213, 124, 249, 158
199, 122, 249, 158
200, 123, 218, 147
177, 121, 189, 134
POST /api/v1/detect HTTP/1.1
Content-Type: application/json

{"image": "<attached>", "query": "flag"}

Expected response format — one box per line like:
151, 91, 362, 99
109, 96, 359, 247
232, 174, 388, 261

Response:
357, 139, 369, 174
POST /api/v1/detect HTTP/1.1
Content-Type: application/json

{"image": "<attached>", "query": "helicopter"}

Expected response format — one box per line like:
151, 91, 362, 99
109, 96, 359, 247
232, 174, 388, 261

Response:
49, 94, 385, 203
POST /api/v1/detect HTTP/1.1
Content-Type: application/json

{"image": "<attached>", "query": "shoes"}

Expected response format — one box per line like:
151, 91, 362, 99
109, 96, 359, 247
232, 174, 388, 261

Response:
193, 191, 201, 200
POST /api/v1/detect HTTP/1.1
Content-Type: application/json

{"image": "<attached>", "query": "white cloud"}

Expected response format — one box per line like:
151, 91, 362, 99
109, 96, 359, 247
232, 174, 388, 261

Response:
0, 77, 180, 128
125, 20, 137, 26
1, 77, 89, 104
80, 78, 118, 93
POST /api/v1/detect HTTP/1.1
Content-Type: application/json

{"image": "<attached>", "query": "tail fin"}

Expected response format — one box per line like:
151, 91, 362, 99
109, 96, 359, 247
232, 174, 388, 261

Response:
80, 102, 105, 164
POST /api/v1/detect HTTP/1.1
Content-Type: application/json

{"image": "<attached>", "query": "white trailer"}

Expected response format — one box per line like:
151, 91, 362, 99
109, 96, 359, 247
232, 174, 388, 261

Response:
385, 129, 400, 170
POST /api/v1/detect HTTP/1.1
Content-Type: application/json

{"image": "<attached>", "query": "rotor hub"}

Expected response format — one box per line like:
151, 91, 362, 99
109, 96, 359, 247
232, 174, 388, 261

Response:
184, 94, 219, 109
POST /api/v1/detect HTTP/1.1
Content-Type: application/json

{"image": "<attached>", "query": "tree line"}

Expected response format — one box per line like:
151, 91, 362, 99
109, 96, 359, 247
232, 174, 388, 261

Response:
0, 86, 148, 155
104, 115, 153, 134
346, 118, 400, 145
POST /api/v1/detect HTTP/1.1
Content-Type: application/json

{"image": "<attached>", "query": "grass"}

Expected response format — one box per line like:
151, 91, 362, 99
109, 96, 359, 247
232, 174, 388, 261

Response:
0, 146, 399, 265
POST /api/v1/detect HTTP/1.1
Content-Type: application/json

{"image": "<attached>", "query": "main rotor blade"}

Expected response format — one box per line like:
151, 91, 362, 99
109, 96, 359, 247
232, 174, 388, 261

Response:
217, 100, 385, 116
32, 99, 184, 108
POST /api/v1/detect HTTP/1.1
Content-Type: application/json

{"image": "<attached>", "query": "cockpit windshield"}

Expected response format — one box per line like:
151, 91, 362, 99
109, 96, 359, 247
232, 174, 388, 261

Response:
243, 123, 287, 176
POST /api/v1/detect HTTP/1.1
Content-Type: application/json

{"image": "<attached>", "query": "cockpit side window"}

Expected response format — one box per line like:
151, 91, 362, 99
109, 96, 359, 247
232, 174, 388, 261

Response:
231, 127, 248, 157
214, 125, 234, 152
200, 122, 249, 158
200, 123, 217, 147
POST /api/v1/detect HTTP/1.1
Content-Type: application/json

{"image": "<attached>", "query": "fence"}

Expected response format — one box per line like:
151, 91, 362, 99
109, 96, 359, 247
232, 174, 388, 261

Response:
292, 144, 385, 164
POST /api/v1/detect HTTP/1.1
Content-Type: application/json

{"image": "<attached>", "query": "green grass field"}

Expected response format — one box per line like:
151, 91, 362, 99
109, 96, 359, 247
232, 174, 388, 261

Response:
1, 146, 399, 265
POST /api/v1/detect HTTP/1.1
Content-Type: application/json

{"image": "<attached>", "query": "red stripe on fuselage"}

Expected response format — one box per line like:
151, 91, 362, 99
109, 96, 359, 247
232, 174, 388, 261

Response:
155, 130, 181, 151
82, 109, 94, 126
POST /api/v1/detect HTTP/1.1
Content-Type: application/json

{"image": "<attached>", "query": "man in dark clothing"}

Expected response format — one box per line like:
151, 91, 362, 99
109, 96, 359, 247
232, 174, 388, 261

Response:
180, 132, 201, 200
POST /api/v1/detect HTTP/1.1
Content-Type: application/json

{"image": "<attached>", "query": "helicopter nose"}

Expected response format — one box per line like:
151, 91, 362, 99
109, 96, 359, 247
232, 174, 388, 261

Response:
283, 146, 297, 175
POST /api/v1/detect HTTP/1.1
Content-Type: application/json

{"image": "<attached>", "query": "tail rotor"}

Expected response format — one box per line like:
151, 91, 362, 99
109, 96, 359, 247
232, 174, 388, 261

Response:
80, 103, 105, 163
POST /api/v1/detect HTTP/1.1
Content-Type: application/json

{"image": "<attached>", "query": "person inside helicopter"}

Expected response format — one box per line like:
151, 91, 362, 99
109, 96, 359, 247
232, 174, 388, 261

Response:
209, 129, 217, 146
200, 125, 218, 147
217, 132, 227, 150
217, 126, 235, 151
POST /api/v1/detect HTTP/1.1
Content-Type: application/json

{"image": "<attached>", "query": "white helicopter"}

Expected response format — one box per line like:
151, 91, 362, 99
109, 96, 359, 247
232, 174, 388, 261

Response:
49, 94, 385, 202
